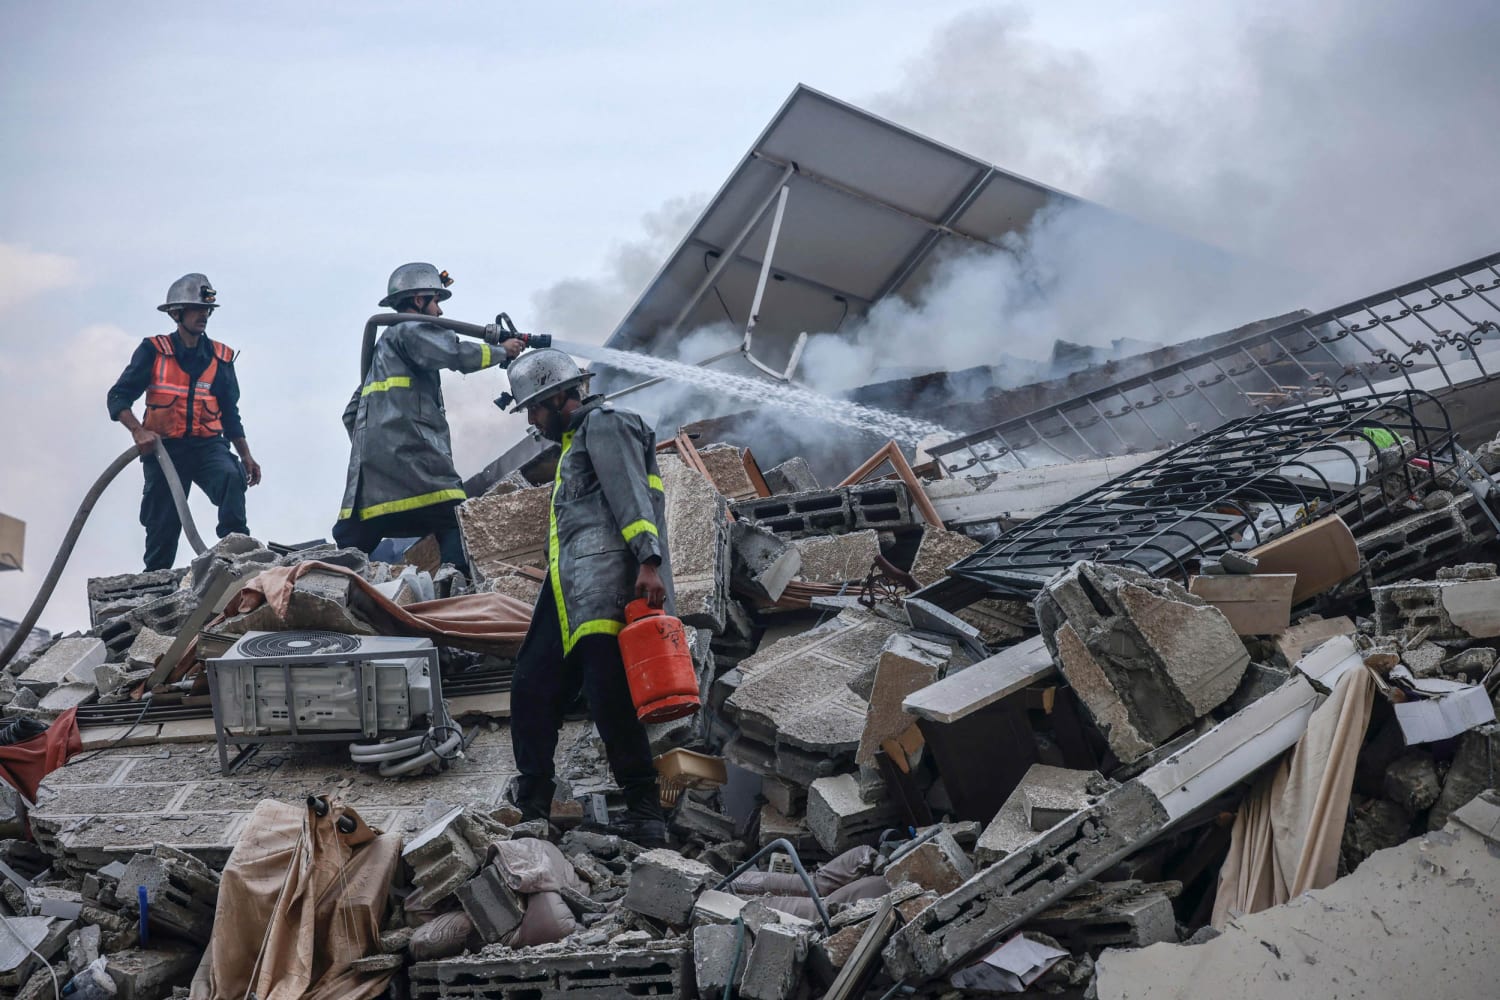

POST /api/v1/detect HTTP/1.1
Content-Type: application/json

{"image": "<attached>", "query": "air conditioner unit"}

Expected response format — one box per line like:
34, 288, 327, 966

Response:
206, 630, 448, 774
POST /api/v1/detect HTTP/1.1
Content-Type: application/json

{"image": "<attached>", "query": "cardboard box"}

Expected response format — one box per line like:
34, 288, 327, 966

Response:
1247, 515, 1360, 603
1189, 574, 1298, 635
0, 513, 23, 571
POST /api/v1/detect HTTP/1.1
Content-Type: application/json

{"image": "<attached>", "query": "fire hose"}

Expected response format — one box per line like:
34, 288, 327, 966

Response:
0, 441, 206, 670
359, 311, 550, 380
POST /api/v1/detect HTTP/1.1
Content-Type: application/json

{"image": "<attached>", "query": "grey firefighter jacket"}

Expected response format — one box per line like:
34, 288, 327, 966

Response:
340, 319, 505, 521
546, 397, 676, 656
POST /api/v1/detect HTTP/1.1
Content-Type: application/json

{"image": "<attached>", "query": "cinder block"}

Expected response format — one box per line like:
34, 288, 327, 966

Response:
739, 922, 808, 1000
403, 808, 481, 911
693, 923, 743, 995
807, 773, 898, 854
732, 520, 802, 602
884, 829, 974, 894
456, 863, 525, 944
764, 457, 820, 495
622, 848, 717, 925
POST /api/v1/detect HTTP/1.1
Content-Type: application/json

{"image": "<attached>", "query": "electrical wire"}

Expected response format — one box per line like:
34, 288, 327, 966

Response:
0, 914, 60, 999
722, 916, 746, 1000
70, 695, 154, 764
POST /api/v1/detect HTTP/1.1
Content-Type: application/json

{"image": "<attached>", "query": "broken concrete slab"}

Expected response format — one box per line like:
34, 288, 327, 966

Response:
86, 569, 184, 628
792, 530, 880, 584
724, 609, 900, 770
622, 848, 717, 925
808, 773, 899, 854
885, 828, 974, 895
16, 637, 105, 691
856, 633, 950, 769
122, 627, 173, 672
37, 682, 95, 714
1094, 792, 1500, 1000
976, 765, 1109, 866
455, 483, 551, 582
764, 457, 820, 495
731, 520, 802, 602
1273, 616, 1356, 667
698, 443, 759, 501
660, 454, 732, 633
1036, 562, 1249, 763
106, 944, 211, 1000
1028, 880, 1178, 950
1428, 723, 1498, 830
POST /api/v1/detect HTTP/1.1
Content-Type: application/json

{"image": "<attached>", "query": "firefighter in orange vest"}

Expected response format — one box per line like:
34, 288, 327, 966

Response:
107, 273, 262, 570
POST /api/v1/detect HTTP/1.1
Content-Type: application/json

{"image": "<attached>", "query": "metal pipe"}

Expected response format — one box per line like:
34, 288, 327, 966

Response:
0, 442, 206, 670
714, 837, 833, 932
662, 161, 797, 343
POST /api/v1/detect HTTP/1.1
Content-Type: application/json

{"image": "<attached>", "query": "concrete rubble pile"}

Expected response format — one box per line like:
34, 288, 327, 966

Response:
3, 420, 1500, 999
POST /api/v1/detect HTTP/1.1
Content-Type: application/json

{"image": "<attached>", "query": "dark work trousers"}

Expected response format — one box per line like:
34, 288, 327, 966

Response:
510, 579, 660, 818
330, 499, 467, 570
141, 436, 248, 571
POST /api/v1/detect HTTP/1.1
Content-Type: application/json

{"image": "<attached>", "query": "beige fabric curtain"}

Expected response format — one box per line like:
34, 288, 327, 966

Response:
1211, 666, 1376, 926
190, 798, 402, 1000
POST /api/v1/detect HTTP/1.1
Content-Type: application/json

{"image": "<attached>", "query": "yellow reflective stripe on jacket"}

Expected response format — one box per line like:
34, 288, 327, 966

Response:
338, 507, 353, 520
550, 431, 574, 652
621, 518, 658, 542
357, 488, 466, 520
570, 619, 624, 646
648, 474, 664, 492
361, 375, 412, 396
480, 343, 492, 369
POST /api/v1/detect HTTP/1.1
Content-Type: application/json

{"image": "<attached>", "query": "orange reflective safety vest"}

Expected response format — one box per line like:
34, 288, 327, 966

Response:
141, 335, 237, 439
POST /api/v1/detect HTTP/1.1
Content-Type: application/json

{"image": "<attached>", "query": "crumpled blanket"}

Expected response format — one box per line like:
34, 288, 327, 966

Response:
227, 560, 533, 655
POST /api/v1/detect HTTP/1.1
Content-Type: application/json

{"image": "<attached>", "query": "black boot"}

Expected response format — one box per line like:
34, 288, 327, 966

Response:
616, 780, 669, 849
508, 774, 556, 825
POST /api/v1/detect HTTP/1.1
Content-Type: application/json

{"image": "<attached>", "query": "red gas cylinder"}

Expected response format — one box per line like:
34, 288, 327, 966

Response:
618, 599, 701, 723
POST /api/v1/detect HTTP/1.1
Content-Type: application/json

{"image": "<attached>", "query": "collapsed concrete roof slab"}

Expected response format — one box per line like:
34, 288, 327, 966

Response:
1094, 789, 1500, 1000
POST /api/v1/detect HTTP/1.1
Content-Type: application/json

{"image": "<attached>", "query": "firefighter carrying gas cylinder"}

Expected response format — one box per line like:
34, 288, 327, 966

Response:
503, 349, 674, 847
107, 273, 262, 571
333, 263, 524, 569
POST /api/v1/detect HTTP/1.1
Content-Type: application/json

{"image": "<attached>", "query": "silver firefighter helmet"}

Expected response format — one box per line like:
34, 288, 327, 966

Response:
380, 262, 454, 308
504, 348, 593, 412
157, 273, 218, 313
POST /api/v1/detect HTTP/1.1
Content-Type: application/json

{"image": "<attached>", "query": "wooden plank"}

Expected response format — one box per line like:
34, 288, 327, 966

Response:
823, 896, 898, 1000
903, 635, 1055, 724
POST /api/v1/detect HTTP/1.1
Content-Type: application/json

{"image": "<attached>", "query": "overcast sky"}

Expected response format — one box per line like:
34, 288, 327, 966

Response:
3, 1, 1497, 632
